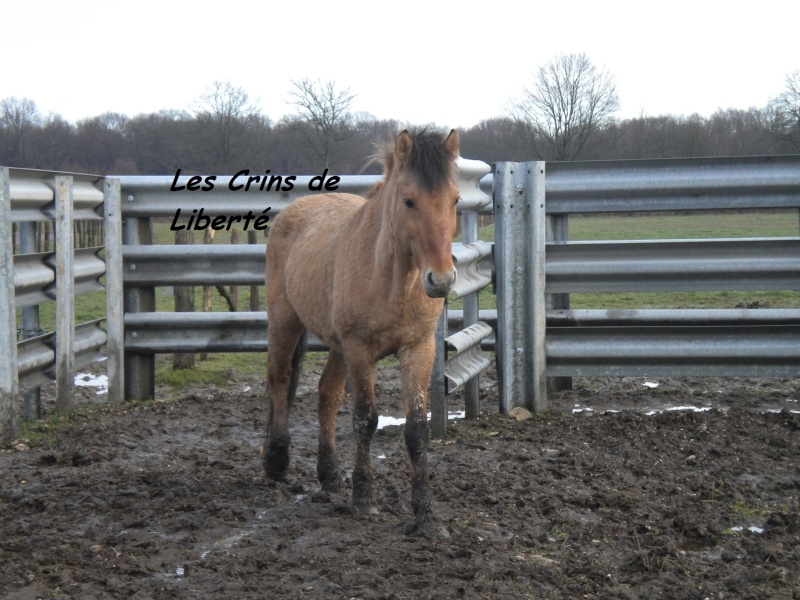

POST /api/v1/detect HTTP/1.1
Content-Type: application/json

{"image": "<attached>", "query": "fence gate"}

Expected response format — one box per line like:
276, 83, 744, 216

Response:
0, 168, 123, 445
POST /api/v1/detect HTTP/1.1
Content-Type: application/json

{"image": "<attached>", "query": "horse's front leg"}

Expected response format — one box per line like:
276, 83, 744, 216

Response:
397, 337, 439, 528
345, 346, 378, 514
317, 350, 347, 492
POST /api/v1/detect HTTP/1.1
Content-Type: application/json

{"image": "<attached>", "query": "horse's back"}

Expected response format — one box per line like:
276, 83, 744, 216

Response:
268, 193, 364, 268
270, 193, 364, 242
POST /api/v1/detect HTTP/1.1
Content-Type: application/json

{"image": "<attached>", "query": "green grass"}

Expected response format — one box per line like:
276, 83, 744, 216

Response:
470, 210, 799, 310
568, 211, 798, 240
548, 524, 568, 540
156, 352, 266, 388
155, 283, 264, 313
568, 211, 799, 309
474, 210, 797, 243
570, 290, 798, 310
18, 403, 100, 447
16, 288, 107, 336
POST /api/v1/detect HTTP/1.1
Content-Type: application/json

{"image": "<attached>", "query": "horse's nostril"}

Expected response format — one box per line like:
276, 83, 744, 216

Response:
427, 271, 435, 286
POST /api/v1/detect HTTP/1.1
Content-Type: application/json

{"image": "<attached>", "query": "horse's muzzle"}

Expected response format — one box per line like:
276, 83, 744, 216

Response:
423, 268, 457, 298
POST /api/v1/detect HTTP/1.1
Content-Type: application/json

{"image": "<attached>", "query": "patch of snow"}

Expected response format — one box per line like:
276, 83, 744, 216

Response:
74, 373, 108, 395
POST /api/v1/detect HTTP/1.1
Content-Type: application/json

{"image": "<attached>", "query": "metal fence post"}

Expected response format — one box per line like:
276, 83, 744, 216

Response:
0, 167, 20, 444
429, 307, 447, 438
494, 162, 547, 413
122, 210, 156, 401
19, 222, 42, 418
545, 214, 571, 392
102, 178, 124, 403
527, 164, 547, 412
54, 176, 75, 413
454, 156, 492, 419
460, 210, 481, 419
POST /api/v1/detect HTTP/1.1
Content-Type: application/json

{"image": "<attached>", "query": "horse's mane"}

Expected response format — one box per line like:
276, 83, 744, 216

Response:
366, 128, 456, 196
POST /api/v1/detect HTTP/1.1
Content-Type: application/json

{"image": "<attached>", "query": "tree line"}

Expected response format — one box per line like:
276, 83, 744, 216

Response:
1, 58, 798, 177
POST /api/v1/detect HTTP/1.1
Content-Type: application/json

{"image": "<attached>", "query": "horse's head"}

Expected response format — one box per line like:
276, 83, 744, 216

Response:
389, 129, 460, 298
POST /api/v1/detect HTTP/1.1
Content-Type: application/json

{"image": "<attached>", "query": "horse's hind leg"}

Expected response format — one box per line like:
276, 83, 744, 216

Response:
317, 350, 347, 492
263, 313, 305, 481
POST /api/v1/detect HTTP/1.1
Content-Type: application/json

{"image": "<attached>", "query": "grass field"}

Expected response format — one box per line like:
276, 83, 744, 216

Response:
569, 211, 798, 310
463, 209, 799, 311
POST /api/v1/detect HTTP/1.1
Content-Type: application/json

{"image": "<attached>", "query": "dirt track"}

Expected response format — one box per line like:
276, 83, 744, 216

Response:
1, 364, 799, 599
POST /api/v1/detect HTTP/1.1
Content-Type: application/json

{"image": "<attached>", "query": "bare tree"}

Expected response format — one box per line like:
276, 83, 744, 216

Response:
127, 110, 196, 174
769, 69, 800, 151
28, 113, 73, 170
73, 112, 131, 173
509, 53, 620, 160
0, 97, 41, 165
193, 81, 257, 171
287, 78, 355, 169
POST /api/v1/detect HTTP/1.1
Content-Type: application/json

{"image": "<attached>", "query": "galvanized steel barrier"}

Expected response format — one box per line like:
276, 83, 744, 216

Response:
493, 156, 800, 413
3, 154, 799, 445
431, 158, 494, 437
1, 168, 123, 445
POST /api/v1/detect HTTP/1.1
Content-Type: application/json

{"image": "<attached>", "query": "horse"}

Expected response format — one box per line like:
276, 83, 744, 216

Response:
262, 129, 460, 532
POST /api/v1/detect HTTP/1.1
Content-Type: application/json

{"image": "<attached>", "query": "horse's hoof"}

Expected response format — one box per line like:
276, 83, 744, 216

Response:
352, 504, 380, 516
318, 463, 346, 493
310, 490, 332, 503
404, 520, 450, 539
263, 446, 290, 480
351, 501, 380, 517
320, 476, 346, 493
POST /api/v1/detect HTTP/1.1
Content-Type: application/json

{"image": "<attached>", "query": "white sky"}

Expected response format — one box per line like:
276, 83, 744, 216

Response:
2, 0, 798, 129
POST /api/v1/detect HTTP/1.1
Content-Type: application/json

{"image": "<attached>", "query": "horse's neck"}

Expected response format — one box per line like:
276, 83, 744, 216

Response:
357, 185, 418, 297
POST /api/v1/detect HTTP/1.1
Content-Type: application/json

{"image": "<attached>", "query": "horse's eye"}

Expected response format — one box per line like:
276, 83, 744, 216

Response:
404, 198, 415, 209
454, 197, 460, 206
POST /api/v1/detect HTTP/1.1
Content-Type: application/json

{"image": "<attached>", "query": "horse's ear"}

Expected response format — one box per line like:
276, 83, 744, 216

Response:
395, 130, 413, 166
444, 129, 460, 157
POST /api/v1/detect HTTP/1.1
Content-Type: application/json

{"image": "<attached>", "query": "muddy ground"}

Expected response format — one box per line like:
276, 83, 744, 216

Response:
1, 361, 799, 599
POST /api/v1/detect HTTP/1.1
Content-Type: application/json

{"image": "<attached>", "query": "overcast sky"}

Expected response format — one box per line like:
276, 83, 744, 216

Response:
2, 0, 798, 129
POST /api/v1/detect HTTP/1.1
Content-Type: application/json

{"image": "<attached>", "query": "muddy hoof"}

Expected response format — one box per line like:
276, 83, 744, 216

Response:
317, 462, 346, 492
320, 475, 346, 493
351, 501, 380, 516
404, 520, 450, 539
263, 445, 290, 480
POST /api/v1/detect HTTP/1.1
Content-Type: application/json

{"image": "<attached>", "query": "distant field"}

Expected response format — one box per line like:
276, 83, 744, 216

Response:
568, 210, 798, 240
569, 211, 798, 309
474, 209, 798, 242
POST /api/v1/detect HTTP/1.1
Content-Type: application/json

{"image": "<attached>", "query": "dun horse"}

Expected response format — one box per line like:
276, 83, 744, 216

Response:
263, 129, 460, 531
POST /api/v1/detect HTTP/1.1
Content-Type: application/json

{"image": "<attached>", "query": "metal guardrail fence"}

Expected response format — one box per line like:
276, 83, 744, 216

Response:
3, 154, 799, 444
479, 155, 800, 213
493, 156, 800, 413
544, 155, 800, 213
546, 238, 800, 292
1, 168, 123, 445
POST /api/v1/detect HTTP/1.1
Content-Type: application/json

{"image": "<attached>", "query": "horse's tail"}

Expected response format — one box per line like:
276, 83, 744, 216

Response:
287, 328, 307, 408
